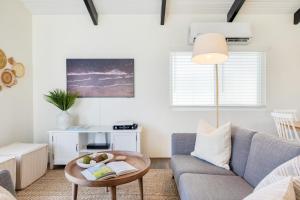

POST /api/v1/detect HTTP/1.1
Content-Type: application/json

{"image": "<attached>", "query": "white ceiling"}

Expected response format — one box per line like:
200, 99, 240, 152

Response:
21, 0, 300, 15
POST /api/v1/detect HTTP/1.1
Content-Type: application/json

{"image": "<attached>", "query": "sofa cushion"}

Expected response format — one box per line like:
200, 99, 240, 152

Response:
244, 134, 300, 187
178, 174, 253, 200
230, 126, 257, 177
171, 155, 234, 183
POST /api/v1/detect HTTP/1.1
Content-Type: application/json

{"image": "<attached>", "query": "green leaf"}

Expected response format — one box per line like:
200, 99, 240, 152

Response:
44, 89, 78, 111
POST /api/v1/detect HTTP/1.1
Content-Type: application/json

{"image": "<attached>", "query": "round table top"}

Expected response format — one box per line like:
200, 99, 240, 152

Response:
64, 151, 151, 187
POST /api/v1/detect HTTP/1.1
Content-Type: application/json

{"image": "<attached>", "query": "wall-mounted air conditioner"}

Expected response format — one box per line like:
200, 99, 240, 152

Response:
189, 22, 253, 45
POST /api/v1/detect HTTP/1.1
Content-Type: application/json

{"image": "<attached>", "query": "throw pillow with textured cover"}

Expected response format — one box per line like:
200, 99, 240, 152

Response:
191, 122, 231, 170
244, 177, 296, 200
255, 156, 300, 200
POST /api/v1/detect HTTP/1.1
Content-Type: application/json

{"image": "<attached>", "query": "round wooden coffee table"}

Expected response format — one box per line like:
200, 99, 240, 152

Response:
65, 151, 151, 200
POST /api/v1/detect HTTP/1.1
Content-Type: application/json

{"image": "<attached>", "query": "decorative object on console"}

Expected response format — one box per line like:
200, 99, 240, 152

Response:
0, 49, 26, 91
66, 59, 134, 97
192, 33, 229, 127
191, 121, 231, 169
44, 89, 78, 130
113, 121, 138, 130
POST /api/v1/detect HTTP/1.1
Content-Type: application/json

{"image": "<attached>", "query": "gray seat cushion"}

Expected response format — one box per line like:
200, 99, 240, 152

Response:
178, 173, 253, 200
171, 155, 234, 183
244, 133, 300, 187
230, 126, 257, 177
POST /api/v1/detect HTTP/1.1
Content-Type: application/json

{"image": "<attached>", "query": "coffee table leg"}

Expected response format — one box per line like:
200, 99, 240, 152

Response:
111, 186, 116, 200
72, 183, 78, 200
138, 178, 144, 200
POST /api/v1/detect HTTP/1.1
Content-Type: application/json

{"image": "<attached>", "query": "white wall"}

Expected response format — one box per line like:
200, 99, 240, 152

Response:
32, 14, 300, 157
0, 0, 33, 146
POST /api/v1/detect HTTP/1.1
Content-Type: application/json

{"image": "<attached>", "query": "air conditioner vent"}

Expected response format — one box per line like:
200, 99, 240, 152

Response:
226, 37, 250, 45
189, 23, 252, 45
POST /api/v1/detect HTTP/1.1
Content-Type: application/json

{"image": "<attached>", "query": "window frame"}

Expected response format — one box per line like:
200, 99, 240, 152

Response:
170, 51, 267, 109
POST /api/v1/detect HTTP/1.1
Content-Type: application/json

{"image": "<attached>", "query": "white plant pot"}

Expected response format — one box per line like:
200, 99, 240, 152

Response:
57, 111, 73, 130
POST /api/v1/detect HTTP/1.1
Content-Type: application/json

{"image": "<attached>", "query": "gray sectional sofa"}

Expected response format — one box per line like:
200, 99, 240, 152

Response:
171, 126, 300, 200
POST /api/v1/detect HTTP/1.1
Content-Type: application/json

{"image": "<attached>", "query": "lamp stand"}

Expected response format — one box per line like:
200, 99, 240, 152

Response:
215, 64, 220, 128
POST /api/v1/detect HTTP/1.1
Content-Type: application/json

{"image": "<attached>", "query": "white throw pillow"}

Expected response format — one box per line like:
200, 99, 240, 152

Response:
196, 120, 215, 134
0, 186, 16, 200
244, 177, 296, 200
191, 122, 231, 170
255, 156, 300, 200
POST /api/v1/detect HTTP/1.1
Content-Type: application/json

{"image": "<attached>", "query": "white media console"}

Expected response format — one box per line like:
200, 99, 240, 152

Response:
48, 126, 142, 169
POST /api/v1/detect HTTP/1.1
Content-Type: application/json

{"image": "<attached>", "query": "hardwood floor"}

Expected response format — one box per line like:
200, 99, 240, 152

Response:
150, 158, 170, 169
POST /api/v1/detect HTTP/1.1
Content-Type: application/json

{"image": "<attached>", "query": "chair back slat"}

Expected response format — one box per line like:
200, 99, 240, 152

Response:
271, 110, 299, 141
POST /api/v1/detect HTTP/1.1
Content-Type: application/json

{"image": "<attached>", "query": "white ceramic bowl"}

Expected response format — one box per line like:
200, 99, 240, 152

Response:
76, 153, 114, 168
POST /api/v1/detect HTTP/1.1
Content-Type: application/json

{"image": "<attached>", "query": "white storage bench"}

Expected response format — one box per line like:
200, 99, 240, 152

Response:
0, 143, 48, 189
0, 156, 16, 188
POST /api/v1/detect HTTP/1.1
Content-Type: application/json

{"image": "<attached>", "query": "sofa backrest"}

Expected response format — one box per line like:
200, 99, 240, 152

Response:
243, 133, 300, 187
230, 126, 257, 177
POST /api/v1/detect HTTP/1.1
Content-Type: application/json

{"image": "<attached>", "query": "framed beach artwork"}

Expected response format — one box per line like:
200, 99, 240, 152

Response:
66, 59, 134, 97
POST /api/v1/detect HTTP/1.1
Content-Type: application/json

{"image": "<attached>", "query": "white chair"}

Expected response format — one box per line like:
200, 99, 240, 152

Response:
273, 109, 298, 120
271, 111, 300, 141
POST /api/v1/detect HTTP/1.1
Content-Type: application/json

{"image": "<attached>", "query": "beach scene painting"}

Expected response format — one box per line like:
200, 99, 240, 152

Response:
67, 59, 134, 97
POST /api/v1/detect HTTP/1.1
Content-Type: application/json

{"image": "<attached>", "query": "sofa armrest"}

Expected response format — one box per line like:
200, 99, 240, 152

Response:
172, 133, 196, 155
0, 170, 16, 196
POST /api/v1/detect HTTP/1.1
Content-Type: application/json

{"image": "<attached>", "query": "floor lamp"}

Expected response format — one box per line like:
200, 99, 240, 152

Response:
192, 33, 229, 128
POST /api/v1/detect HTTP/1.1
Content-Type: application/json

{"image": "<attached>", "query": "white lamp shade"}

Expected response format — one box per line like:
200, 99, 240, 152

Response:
192, 33, 229, 64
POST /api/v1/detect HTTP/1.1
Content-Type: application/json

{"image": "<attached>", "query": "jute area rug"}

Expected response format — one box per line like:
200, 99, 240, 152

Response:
17, 169, 179, 200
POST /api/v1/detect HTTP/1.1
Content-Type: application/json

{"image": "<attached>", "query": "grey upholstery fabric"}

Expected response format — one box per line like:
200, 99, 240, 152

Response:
171, 133, 196, 155
230, 126, 257, 177
178, 173, 253, 200
171, 155, 234, 183
244, 133, 300, 187
0, 170, 16, 196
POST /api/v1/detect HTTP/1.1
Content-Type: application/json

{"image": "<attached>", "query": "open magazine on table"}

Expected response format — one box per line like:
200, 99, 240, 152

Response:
81, 161, 138, 181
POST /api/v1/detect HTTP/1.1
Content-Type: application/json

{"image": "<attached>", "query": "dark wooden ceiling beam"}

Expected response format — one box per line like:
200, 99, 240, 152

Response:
227, 0, 246, 22
83, 0, 98, 25
161, 0, 166, 25
294, 9, 300, 25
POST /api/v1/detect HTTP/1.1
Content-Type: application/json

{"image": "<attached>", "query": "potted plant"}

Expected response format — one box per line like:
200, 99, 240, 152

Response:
44, 89, 78, 130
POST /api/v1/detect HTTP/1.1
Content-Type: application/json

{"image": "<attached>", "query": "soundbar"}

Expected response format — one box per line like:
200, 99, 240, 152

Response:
113, 121, 138, 130
113, 124, 138, 130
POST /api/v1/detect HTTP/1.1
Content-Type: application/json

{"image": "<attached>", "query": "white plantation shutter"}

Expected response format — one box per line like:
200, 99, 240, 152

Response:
171, 52, 266, 107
